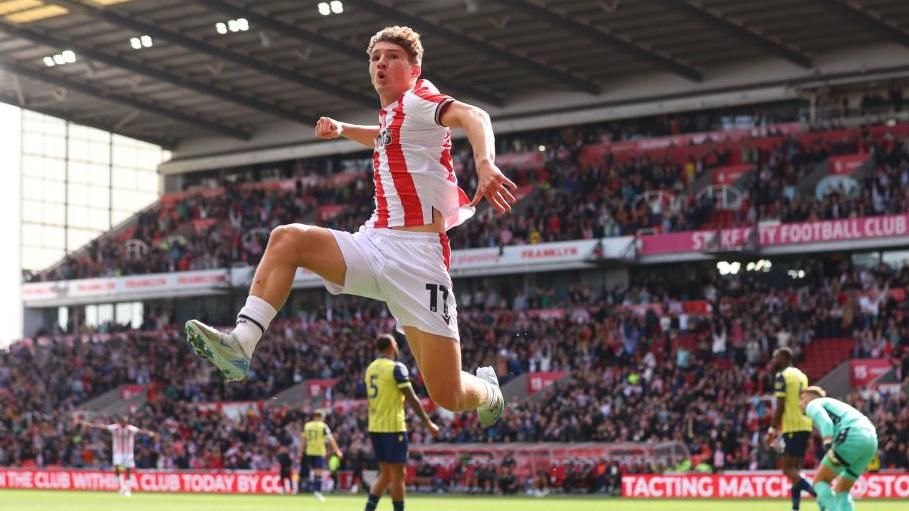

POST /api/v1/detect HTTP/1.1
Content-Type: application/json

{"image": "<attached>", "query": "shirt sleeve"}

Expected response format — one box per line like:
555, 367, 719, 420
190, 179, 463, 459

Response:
405, 80, 454, 127
128, 425, 140, 433
323, 424, 332, 436
393, 362, 412, 388
805, 400, 833, 438
773, 372, 786, 398
106, 424, 117, 432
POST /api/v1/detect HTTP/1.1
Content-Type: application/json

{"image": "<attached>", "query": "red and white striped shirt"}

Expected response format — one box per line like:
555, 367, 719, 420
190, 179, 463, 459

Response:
367, 79, 475, 231
106, 424, 139, 457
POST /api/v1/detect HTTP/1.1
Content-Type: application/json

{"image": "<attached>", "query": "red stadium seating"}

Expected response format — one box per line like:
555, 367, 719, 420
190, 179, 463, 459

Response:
801, 338, 857, 381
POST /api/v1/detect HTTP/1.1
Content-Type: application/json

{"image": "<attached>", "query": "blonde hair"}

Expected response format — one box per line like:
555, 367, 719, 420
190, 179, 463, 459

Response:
367, 26, 424, 65
801, 385, 827, 398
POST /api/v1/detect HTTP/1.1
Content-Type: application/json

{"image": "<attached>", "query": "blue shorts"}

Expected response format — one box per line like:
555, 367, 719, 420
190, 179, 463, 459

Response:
370, 432, 408, 464
782, 431, 810, 458
304, 455, 325, 469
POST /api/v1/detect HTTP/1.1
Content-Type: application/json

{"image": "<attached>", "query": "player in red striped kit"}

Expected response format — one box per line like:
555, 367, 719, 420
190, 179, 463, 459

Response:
185, 25, 514, 431
79, 416, 158, 496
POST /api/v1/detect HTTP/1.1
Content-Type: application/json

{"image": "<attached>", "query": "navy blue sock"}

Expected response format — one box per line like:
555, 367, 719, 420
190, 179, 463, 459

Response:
798, 477, 817, 497
364, 493, 380, 511
791, 481, 802, 510
314, 477, 322, 493
393, 500, 404, 511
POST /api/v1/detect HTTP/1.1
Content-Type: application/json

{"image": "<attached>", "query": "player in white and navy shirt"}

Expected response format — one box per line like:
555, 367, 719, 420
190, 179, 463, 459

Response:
184, 26, 512, 448
79, 416, 158, 496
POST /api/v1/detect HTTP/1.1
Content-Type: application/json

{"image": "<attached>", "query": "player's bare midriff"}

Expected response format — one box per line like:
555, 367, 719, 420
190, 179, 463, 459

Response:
392, 208, 445, 233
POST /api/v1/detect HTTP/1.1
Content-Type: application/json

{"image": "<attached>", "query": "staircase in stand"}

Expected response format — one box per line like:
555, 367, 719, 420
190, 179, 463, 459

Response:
801, 338, 855, 382
703, 210, 737, 230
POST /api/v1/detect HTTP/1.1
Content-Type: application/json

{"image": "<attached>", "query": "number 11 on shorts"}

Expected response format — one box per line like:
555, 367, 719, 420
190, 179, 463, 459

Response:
425, 284, 451, 324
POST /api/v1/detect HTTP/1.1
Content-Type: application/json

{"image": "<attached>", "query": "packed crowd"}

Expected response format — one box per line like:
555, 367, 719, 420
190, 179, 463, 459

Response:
402, 452, 623, 496
842, 388, 909, 470
392, 259, 909, 482
461, 122, 909, 247
29, 115, 909, 282
762, 131, 909, 224
4, 256, 909, 488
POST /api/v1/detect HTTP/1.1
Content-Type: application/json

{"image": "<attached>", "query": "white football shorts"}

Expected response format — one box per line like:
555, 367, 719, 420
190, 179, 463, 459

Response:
112, 453, 135, 468
321, 227, 459, 340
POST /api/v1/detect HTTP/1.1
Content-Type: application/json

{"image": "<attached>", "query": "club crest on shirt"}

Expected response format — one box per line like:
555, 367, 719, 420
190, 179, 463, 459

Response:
375, 128, 392, 150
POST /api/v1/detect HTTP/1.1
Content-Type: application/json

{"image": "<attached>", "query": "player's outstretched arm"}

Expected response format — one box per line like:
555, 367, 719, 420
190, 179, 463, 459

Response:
138, 428, 159, 440
439, 101, 517, 213
807, 407, 834, 451
804, 400, 835, 444
76, 420, 105, 430
401, 385, 440, 438
326, 432, 343, 459
315, 116, 379, 148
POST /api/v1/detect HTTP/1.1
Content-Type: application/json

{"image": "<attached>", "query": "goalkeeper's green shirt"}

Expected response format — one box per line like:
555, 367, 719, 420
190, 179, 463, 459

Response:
804, 397, 875, 438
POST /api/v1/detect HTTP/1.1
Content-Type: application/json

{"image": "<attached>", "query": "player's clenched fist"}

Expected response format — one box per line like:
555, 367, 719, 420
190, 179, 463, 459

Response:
315, 117, 343, 139
427, 421, 441, 438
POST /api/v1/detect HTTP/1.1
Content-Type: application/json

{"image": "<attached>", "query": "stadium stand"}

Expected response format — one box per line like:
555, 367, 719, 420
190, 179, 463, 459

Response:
3, 255, 908, 493
7, 89, 909, 496
26, 120, 909, 281
7, 1, 909, 505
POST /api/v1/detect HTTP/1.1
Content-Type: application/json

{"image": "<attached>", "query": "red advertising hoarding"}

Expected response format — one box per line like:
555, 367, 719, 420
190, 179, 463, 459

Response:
639, 214, 909, 255
712, 164, 753, 185
494, 151, 545, 171
306, 379, 339, 397
119, 385, 147, 400
6, 468, 907, 499
0, 469, 284, 494
526, 372, 567, 395
850, 359, 892, 387
622, 472, 909, 499
829, 154, 868, 175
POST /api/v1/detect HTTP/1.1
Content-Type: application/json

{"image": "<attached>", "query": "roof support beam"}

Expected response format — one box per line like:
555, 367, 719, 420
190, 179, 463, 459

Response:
344, 0, 601, 94
192, 0, 505, 107
11, 73, 25, 106
656, 0, 812, 68
0, 58, 251, 139
55, 0, 377, 109
0, 21, 315, 125
496, 0, 703, 82
818, 0, 909, 50
0, 95, 174, 148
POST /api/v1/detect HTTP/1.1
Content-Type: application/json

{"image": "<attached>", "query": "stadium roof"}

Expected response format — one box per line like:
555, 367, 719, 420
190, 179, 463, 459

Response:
1, 0, 909, 149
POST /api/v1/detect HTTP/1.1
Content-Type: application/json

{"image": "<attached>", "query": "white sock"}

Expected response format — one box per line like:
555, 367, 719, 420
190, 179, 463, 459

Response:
465, 371, 498, 409
483, 380, 499, 408
232, 295, 277, 355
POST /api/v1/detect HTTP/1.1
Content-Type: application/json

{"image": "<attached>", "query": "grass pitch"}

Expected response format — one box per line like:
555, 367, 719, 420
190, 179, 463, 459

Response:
2, 490, 908, 511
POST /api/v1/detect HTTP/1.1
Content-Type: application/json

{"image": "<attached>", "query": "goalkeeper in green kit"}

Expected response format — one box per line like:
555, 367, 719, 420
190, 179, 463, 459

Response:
799, 386, 878, 511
